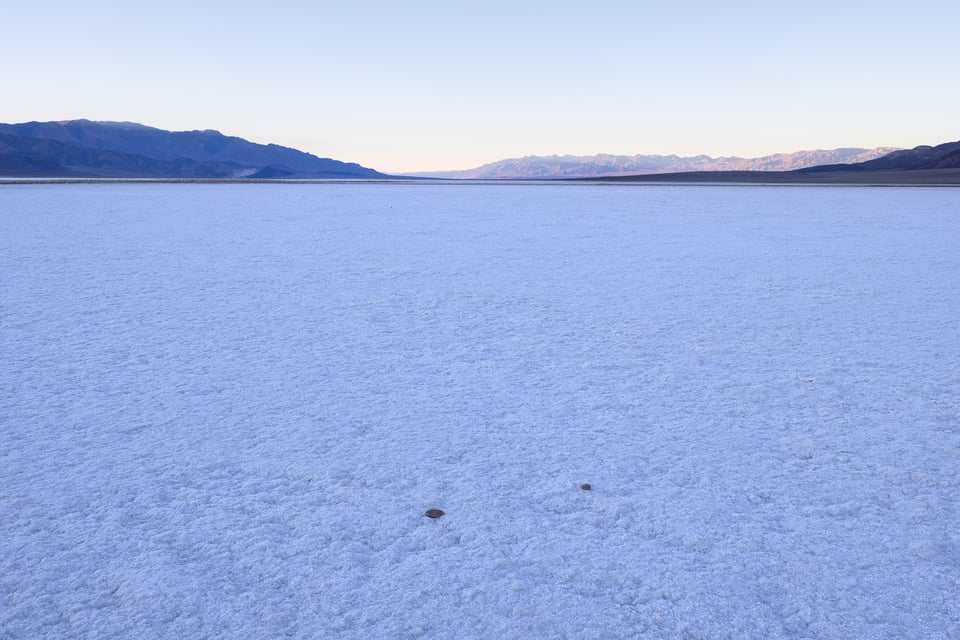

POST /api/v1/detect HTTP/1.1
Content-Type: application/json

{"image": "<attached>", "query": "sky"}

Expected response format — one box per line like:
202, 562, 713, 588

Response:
3, 1, 958, 173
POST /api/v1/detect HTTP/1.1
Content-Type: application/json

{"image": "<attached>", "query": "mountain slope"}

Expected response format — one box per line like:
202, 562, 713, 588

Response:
0, 133, 253, 178
799, 140, 960, 173
416, 148, 898, 179
0, 120, 390, 179
581, 138, 960, 184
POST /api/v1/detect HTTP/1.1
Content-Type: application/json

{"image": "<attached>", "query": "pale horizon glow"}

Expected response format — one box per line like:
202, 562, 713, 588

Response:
2, 1, 958, 173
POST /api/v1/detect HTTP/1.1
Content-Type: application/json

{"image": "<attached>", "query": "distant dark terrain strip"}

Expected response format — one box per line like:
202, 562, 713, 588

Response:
583, 169, 960, 185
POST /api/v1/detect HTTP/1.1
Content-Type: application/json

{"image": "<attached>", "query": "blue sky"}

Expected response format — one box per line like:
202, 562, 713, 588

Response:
3, 1, 958, 172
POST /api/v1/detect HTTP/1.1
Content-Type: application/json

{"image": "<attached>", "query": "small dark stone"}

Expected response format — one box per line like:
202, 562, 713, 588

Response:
425, 509, 445, 518
580, 483, 592, 491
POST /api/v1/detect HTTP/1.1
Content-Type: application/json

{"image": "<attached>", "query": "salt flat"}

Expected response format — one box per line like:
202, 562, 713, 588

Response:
1, 183, 958, 639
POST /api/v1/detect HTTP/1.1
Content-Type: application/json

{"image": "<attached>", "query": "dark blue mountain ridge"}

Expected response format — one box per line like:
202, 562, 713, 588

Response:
0, 133, 253, 178
0, 120, 391, 178
798, 140, 960, 173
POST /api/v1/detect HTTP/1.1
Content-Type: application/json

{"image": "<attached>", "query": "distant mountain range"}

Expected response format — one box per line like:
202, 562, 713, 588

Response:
587, 140, 960, 185
414, 148, 900, 179
0, 120, 390, 179
1, 120, 956, 184
798, 140, 960, 173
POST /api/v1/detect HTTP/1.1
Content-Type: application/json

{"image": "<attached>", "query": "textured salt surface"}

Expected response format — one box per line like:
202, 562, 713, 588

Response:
1, 183, 958, 638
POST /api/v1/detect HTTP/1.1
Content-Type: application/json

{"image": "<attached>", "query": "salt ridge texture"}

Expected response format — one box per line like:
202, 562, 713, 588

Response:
1, 183, 958, 639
